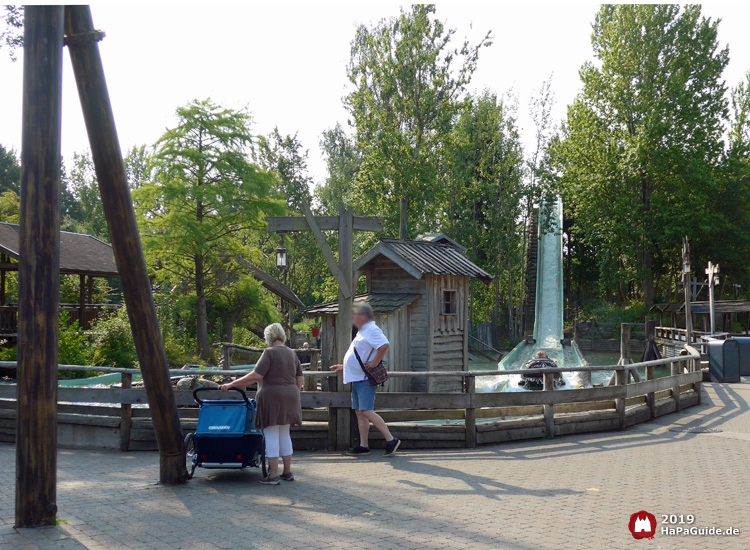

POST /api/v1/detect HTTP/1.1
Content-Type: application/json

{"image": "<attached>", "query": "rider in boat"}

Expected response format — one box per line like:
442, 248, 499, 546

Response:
519, 351, 565, 389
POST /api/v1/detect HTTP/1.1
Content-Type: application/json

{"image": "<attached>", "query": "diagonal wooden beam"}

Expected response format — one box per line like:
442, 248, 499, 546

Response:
299, 200, 351, 299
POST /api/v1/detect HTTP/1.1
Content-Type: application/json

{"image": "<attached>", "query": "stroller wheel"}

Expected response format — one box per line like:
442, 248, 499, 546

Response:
184, 433, 197, 480
260, 439, 268, 479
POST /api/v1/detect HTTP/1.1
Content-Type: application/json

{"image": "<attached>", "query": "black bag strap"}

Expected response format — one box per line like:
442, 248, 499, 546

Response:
352, 346, 373, 369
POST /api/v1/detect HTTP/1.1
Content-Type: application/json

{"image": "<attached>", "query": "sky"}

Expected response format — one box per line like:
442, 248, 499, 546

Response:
1, 2, 749, 184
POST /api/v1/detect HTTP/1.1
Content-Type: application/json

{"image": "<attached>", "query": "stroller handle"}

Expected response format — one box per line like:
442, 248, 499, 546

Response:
193, 387, 251, 406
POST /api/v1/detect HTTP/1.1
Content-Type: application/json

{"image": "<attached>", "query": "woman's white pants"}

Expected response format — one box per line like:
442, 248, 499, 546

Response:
263, 424, 292, 458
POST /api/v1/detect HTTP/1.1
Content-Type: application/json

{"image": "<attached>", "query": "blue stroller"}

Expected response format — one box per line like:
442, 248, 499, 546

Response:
185, 388, 267, 480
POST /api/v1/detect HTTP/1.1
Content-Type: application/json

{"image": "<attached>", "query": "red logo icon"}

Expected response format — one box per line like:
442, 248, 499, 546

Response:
629, 510, 657, 539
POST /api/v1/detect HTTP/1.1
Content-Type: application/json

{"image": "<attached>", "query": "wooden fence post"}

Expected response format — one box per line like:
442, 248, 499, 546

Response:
304, 350, 319, 392
465, 375, 477, 448
120, 373, 132, 452
64, 6, 185, 484
646, 365, 656, 419
615, 368, 627, 429
15, 5, 65, 528
543, 371, 555, 438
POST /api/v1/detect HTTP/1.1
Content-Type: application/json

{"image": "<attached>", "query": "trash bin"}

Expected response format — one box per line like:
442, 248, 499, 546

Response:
730, 337, 750, 376
706, 339, 740, 383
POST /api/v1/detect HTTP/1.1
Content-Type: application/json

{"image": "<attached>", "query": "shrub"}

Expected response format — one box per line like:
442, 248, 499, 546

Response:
88, 307, 138, 368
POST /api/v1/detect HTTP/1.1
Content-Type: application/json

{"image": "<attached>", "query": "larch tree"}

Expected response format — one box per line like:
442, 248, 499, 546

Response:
137, 99, 284, 359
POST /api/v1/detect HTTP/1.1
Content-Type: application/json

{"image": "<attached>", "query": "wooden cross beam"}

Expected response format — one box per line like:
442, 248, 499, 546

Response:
267, 202, 383, 450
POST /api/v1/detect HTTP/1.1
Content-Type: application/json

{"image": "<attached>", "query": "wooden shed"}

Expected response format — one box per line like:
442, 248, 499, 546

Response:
305, 239, 492, 392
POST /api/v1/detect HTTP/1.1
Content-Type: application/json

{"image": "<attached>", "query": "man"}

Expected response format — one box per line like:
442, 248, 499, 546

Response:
330, 304, 400, 457
519, 350, 565, 389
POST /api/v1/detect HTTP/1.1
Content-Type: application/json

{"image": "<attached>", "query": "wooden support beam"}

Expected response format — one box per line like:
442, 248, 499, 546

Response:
15, 5, 65, 528
334, 204, 353, 451
464, 375, 477, 448
266, 215, 384, 233
298, 200, 351, 299
64, 6, 185, 484
543, 372, 555, 437
119, 373, 132, 451
78, 274, 86, 329
615, 369, 627, 429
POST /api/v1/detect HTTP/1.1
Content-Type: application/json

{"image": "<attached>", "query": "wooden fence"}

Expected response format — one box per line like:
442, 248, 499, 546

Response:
0, 349, 702, 452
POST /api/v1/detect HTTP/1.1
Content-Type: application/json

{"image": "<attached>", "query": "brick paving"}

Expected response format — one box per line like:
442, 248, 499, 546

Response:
2, 380, 749, 549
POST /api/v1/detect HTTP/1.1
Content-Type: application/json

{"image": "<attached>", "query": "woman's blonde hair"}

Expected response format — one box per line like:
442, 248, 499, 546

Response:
264, 322, 287, 346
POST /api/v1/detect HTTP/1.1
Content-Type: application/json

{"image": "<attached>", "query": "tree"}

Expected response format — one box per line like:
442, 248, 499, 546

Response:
317, 123, 361, 214
136, 99, 284, 359
346, 4, 490, 238
0, 145, 20, 194
556, 5, 729, 305
124, 144, 152, 190
254, 128, 312, 208
67, 151, 109, 240
0, 6, 23, 61
445, 92, 525, 337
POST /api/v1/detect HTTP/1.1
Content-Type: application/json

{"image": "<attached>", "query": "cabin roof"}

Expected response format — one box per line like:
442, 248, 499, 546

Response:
304, 293, 420, 316
0, 222, 118, 277
416, 232, 467, 252
354, 239, 493, 284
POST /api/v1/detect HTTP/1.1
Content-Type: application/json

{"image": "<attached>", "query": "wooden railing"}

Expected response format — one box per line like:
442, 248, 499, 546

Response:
0, 349, 702, 452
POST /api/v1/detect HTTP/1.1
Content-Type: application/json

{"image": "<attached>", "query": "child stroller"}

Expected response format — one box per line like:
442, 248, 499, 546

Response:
185, 388, 267, 480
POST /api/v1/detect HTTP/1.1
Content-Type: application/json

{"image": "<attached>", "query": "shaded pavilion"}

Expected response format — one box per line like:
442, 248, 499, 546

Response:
0, 223, 118, 335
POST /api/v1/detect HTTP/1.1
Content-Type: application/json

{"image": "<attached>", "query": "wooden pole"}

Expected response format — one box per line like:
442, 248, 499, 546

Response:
335, 203, 353, 451
64, 6, 185, 484
464, 374, 477, 448
542, 371, 555, 438
119, 372, 133, 452
78, 274, 86, 329
15, 5, 65, 527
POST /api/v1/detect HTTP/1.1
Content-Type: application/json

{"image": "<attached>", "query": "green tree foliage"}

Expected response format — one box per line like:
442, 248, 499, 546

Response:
345, 4, 490, 238
0, 189, 19, 223
317, 123, 361, 214
67, 151, 109, 240
136, 99, 284, 359
0, 5, 22, 61
254, 128, 312, 208
445, 92, 526, 335
124, 144, 152, 190
0, 145, 20, 194
555, 5, 729, 306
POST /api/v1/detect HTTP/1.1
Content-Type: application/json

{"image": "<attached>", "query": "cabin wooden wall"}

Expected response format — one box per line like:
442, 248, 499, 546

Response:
374, 309, 411, 392
368, 256, 429, 392
427, 274, 469, 392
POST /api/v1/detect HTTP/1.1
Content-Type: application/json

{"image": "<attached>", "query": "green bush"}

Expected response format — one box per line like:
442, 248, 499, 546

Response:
88, 307, 138, 368
58, 311, 88, 366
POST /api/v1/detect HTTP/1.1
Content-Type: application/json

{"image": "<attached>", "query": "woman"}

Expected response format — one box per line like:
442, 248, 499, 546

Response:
219, 323, 303, 485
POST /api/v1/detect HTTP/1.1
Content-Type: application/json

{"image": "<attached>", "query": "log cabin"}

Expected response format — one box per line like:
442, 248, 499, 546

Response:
305, 238, 492, 392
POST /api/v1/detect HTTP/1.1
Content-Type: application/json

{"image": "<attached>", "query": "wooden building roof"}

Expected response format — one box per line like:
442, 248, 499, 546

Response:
354, 239, 493, 284
304, 293, 420, 316
0, 222, 118, 277
416, 233, 467, 252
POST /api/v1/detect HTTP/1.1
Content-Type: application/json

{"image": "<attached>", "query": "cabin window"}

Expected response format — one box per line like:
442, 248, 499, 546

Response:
442, 290, 457, 315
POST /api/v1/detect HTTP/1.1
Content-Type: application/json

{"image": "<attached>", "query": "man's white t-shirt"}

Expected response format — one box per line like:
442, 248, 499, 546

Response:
342, 321, 390, 384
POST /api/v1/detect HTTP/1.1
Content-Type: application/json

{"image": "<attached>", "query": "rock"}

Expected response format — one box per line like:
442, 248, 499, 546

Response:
193, 378, 219, 390
175, 377, 193, 390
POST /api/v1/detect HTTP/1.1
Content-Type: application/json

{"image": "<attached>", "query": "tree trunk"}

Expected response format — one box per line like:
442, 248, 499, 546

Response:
642, 249, 655, 307
224, 317, 234, 343
399, 196, 409, 240
195, 253, 210, 360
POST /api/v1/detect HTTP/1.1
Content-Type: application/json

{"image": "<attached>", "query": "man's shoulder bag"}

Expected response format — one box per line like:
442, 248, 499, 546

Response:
353, 347, 388, 387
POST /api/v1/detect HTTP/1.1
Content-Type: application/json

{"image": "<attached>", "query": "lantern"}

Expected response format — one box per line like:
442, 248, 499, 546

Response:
275, 247, 288, 270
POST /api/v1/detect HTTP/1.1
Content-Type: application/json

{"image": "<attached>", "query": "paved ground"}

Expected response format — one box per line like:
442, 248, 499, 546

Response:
2, 380, 749, 550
